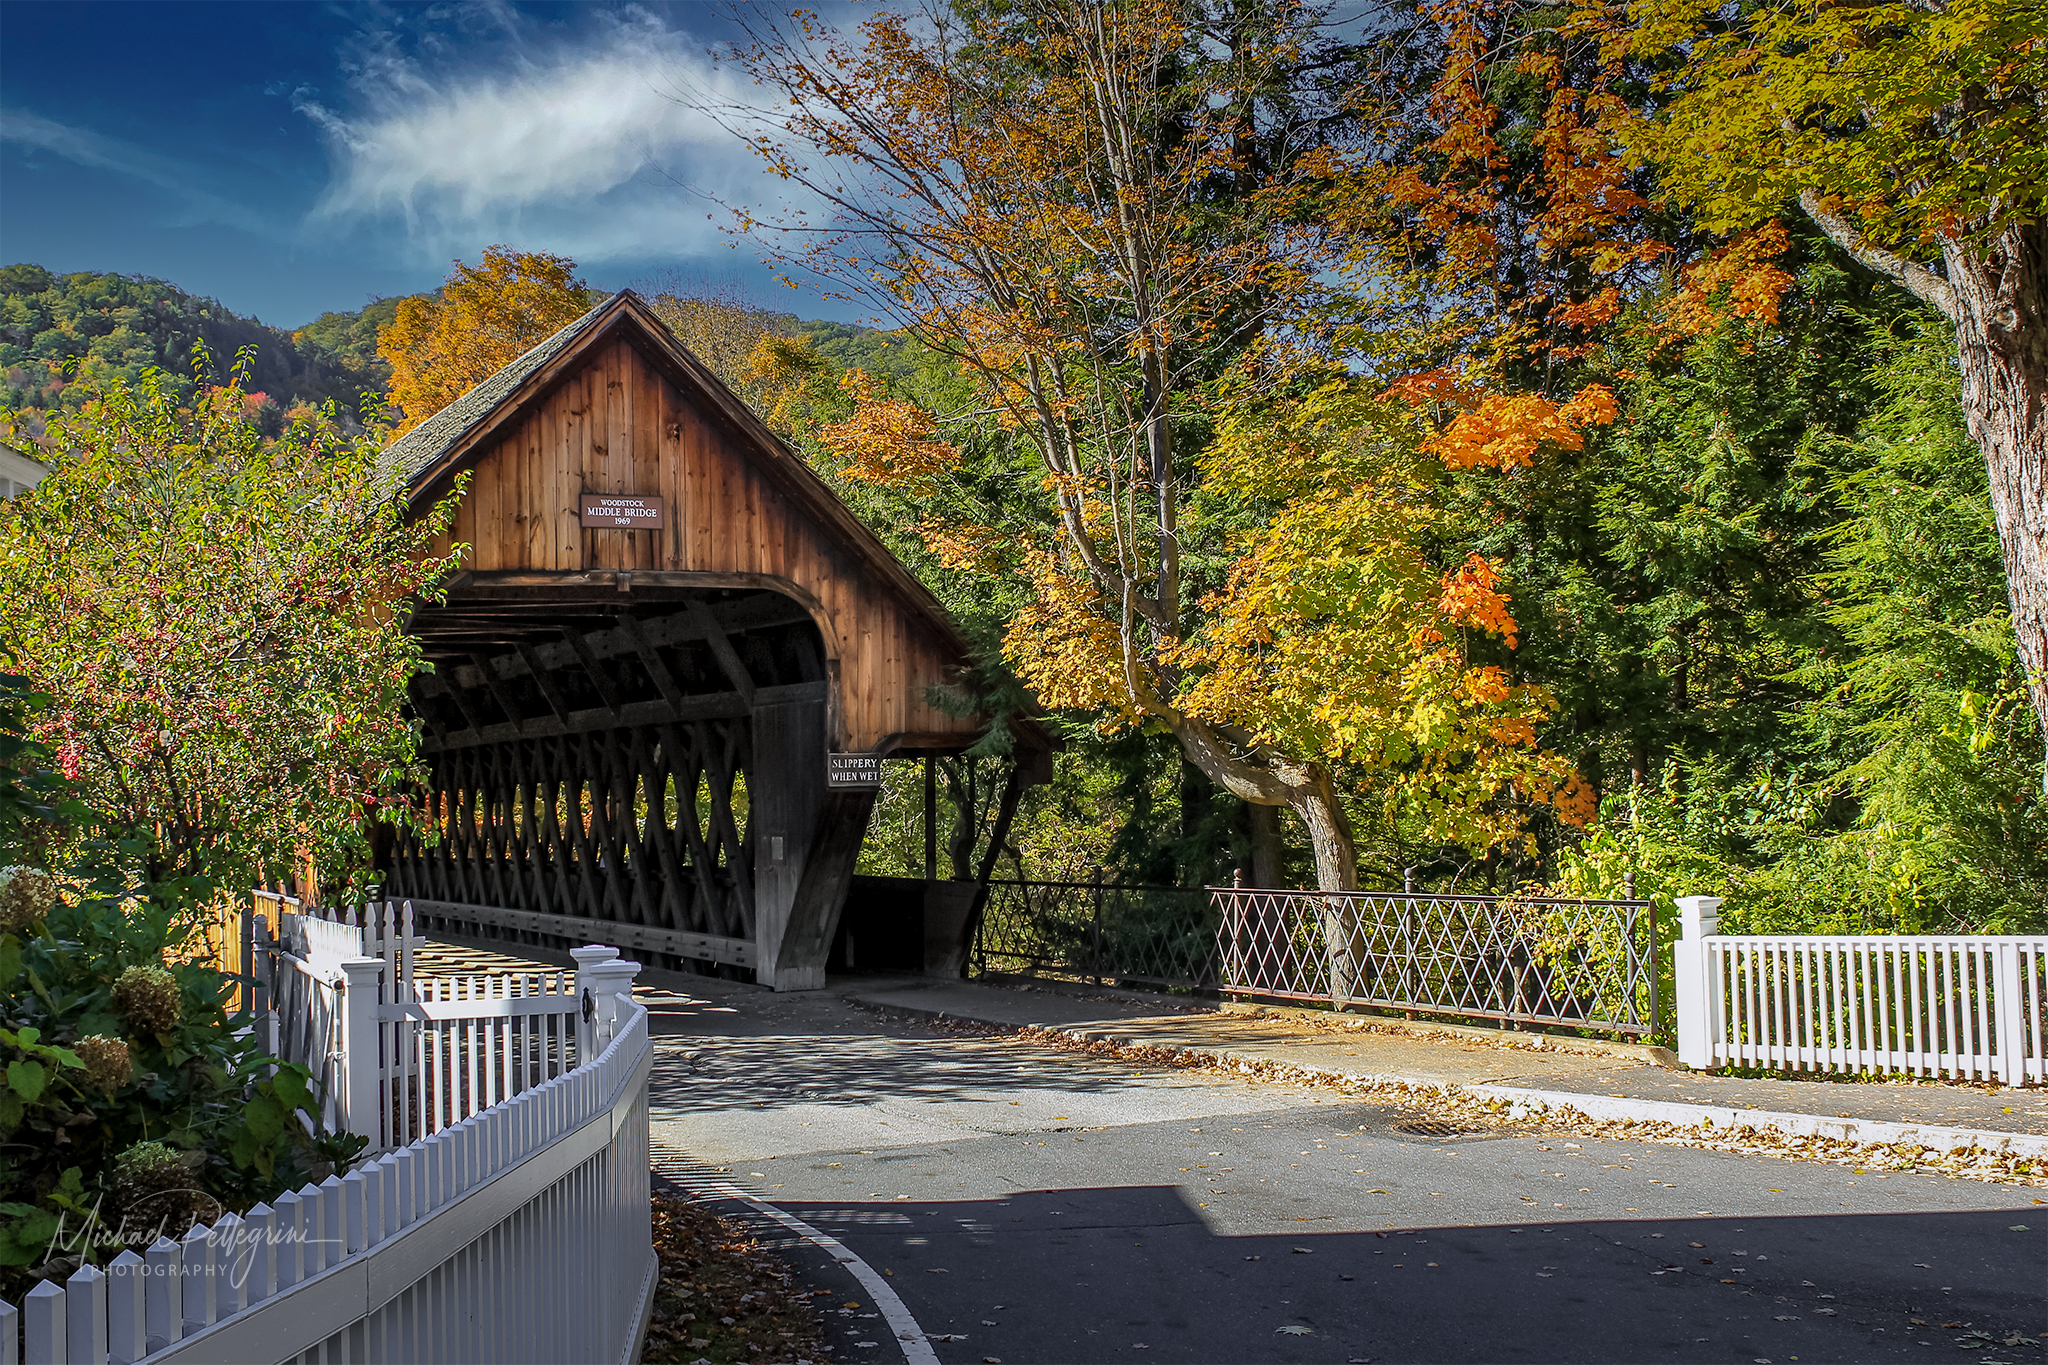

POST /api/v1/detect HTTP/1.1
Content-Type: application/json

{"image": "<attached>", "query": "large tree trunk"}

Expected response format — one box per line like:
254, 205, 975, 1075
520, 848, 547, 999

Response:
1294, 775, 1370, 1003
1800, 195, 2048, 791
1946, 220, 2048, 792
1169, 717, 1360, 891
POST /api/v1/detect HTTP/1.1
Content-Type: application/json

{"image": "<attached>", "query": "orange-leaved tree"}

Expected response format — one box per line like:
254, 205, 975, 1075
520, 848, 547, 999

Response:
721, 0, 1593, 890
378, 247, 600, 433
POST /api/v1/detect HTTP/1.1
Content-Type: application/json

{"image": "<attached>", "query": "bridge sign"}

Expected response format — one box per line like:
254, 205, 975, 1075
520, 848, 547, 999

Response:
827, 753, 882, 789
578, 493, 665, 528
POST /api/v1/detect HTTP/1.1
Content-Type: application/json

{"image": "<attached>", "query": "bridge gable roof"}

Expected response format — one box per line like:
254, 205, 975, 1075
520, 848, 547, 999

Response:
387, 290, 975, 667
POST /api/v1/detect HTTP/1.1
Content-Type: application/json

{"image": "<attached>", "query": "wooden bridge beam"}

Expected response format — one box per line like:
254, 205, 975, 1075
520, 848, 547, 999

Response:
749, 696, 826, 990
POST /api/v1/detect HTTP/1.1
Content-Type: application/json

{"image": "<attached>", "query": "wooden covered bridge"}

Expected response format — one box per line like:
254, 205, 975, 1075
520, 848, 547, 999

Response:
374, 291, 1044, 990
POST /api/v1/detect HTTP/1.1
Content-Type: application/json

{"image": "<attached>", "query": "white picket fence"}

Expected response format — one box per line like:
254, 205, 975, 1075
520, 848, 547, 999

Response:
3, 940, 656, 1365
1673, 897, 2048, 1085
252, 896, 592, 1151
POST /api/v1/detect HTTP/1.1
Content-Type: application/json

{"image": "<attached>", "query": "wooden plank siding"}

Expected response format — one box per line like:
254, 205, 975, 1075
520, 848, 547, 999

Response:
417, 334, 978, 754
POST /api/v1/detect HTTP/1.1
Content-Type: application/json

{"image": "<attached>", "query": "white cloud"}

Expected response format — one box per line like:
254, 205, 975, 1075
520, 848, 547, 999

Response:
298, 8, 768, 264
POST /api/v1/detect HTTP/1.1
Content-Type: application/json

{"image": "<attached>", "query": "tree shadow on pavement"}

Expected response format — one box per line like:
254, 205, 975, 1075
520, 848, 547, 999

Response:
648, 1032, 1196, 1114
753, 1185, 2043, 1365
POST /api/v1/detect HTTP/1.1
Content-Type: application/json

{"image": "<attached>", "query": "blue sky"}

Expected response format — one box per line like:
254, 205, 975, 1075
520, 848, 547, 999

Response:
0, 2, 853, 327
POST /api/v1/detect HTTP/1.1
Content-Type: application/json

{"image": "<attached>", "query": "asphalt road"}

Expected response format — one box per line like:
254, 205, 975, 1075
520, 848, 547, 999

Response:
642, 978, 2048, 1364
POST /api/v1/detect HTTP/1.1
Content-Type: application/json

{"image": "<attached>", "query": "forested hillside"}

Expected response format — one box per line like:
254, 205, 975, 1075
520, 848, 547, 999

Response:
292, 295, 410, 388
0, 265, 402, 438
0, 261, 913, 446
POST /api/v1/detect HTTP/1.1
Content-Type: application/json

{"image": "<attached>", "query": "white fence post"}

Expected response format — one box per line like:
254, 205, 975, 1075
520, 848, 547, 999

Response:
178, 1224, 212, 1339
105, 1250, 144, 1365
570, 945, 621, 1059
62, 1263, 103, 1365
1994, 939, 2024, 1087
141, 1237, 177, 1353
584, 958, 643, 1047
1673, 896, 1722, 1070
22, 1281, 60, 1365
337, 956, 385, 1145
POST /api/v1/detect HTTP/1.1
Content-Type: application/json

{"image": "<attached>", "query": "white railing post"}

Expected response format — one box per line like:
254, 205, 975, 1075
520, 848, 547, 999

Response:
242, 1203, 275, 1306
1673, 896, 1723, 1069
319, 1174, 345, 1266
178, 1224, 213, 1339
569, 945, 621, 1058
22, 1281, 61, 1365
272, 1192, 303, 1291
337, 956, 386, 1145
583, 958, 643, 1048
210, 1213, 243, 1323
142, 1237, 177, 1352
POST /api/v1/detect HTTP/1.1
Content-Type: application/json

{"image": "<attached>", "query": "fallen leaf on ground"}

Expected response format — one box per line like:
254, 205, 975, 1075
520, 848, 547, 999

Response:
642, 1193, 830, 1365
1276, 1326, 1313, 1335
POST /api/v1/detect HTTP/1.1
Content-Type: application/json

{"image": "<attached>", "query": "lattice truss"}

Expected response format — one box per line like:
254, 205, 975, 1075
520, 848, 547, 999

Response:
388, 720, 756, 940
1218, 890, 1655, 1033
384, 592, 828, 942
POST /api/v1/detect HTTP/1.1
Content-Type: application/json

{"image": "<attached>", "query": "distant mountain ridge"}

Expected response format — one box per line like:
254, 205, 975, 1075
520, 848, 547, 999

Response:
0, 264, 415, 439
0, 263, 920, 444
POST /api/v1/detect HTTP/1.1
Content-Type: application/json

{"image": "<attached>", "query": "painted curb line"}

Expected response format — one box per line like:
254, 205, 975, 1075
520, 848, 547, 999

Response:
854, 993, 2048, 1161
653, 1143, 941, 1365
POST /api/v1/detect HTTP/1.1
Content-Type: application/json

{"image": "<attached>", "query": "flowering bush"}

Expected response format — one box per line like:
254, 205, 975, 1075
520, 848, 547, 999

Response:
0, 671, 348, 1295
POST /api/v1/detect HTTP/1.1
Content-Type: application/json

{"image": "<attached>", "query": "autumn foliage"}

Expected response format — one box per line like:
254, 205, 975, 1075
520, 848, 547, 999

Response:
0, 362, 465, 891
379, 246, 598, 434
729, 0, 1622, 887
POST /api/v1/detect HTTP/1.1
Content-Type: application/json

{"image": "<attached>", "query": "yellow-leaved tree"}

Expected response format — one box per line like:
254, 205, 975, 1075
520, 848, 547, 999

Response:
378, 247, 600, 433
720, 0, 1594, 890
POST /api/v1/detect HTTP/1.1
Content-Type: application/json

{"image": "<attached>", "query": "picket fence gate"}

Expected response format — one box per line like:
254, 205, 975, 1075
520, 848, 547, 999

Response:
1673, 897, 2048, 1085
2, 934, 656, 1365
252, 896, 593, 1151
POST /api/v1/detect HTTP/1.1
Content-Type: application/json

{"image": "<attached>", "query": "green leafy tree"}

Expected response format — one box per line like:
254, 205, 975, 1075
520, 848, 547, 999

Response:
1755, 322, 2048, 931
0, 357, 464, 897
1623, 0, 2048, 782
292, 294, 413, 393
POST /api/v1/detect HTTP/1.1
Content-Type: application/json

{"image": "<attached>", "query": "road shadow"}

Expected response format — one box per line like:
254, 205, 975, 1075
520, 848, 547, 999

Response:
738, 1185, 2043, 1365
647, 1031, 1205, 1114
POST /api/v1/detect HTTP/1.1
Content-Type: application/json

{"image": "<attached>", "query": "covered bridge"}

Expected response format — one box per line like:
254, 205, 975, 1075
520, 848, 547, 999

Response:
375, 291, 1044, 989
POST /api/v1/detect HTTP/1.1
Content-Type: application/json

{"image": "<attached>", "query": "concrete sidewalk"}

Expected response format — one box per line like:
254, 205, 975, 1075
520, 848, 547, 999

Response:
844, 976, 2048, 1159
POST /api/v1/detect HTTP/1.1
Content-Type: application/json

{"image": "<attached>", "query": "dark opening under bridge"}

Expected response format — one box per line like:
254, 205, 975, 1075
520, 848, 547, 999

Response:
374, 291, 1048, 990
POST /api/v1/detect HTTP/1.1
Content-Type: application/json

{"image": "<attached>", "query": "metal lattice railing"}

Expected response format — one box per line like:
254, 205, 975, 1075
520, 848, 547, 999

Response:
1214, 887, 1659, 1036
974, 878, 1218, 989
